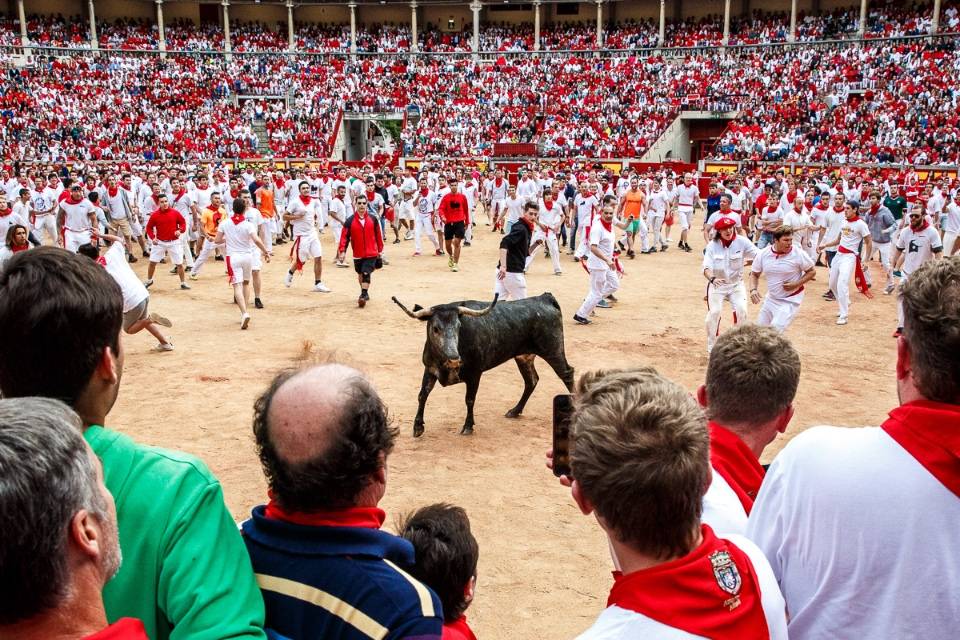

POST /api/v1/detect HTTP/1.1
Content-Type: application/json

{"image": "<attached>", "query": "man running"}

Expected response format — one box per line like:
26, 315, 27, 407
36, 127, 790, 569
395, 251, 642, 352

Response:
703, 217, 759, 354
891, 204, 943, 337
750, 226, 816, 333
819, 200, 872, 326
216, 199, 271, 329
437, 178, 470, 272
283, 181, 330, 293
337, 193, 384, 308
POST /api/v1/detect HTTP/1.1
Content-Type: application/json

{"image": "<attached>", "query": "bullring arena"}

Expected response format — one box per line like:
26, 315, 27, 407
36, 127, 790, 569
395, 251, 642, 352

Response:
1, 0, 958, 637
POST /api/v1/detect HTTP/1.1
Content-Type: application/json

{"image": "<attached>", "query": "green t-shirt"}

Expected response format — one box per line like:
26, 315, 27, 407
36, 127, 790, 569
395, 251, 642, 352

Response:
884, 195, 908, 221
86, 426, 265, 640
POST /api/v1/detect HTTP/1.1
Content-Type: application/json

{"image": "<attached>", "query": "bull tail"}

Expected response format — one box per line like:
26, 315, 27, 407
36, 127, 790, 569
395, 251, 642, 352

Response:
540, 292, 562, 311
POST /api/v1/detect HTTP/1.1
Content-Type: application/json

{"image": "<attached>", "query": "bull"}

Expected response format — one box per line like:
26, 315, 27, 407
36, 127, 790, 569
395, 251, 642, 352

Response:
392, 292, 575, 436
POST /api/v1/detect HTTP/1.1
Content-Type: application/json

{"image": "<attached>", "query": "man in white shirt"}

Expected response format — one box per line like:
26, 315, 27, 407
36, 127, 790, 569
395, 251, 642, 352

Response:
502, 185, 525, 235
750, 226, 817, 333
818, 200, 872, 325
572, 184, 599, 260
283, 181, 330, 293
560, 368, 787, 640
644, 181, 669, 253
675, 173, 702, 252
747, 258, 960, 640
892, 204, 943, 336
525, 188, 563, 275
573, 205, 630, 325
412, 178, 440, 257
702, 217, 758, 354
942, 192, 960, 256
58, 185, 98, 253
217, 198, 271, 329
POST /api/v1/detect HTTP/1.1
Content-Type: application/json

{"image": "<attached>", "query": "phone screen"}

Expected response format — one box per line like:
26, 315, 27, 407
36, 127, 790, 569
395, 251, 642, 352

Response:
552, 394, 574, 478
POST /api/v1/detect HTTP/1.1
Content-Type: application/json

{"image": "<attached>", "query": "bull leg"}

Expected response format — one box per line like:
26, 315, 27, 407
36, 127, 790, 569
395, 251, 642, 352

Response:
413, 369, 437, 438
506, 354, 539, 418
542, 352, 575, 392
461, 375, 481, 435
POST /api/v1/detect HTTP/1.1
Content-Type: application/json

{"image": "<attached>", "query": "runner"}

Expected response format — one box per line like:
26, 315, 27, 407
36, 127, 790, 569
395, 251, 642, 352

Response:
526, 188, 563, 276
336, 193, 384, 308
216, 199, 271, 329
750, 226, 817, 332
818, 200, 872, 326
413, 177, 441, 257
143, 194, 190, 291
703, 217, 759, 354
617, 177, 647, 258
891, 203, 943, 336
190, 192, 227, 280
437, 178, 470, 272
573, 205, 633, 325
283, 181, 331, 293
57, 184, 97, 252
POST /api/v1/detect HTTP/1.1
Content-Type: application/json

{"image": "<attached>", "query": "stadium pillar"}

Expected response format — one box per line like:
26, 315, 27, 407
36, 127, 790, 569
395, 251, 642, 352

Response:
595, 0, 603, 48
658, 0, 665, 47
411, 2, 418, 53
222, 0, 232, 55
88, 0, 98, 50
470, 1, 481, 53
156, 0, 166, 56
722, 0, 731, 46
287, 0, 296, 51
534, 1, 541, 52
932, 0, 942, 34
858, 0, 868, 37
349, 2, 357, 56
788, 0, 797, 42
17, 0, 28, 49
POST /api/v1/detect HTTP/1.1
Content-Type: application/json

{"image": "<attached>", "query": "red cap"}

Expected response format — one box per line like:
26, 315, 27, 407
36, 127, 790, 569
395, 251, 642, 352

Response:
714, 217, 737, 231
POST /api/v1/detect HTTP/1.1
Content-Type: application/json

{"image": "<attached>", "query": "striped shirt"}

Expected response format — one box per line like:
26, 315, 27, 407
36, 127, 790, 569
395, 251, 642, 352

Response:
242, 506, 443, 640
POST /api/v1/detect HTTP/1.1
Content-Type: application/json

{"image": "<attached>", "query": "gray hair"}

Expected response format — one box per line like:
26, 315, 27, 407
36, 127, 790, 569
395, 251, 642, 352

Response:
0, 397, 109, 624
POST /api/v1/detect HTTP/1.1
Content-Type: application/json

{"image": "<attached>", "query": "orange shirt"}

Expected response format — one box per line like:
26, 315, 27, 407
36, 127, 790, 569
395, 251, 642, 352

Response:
623, 189, 645, 218
258, 188, 276, 219
201, 206, 224, 237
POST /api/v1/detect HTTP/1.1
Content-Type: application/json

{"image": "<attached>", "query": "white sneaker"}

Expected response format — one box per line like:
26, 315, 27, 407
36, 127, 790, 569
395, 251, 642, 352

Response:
241, 313, 250, 330
144, 278, 154, 288
180, 282, 191, 290
404, 230, 414, 240
284, 271, 294, 288
154, 341, 174, 352
836, 316, 848, 325
313, 282, 331, 293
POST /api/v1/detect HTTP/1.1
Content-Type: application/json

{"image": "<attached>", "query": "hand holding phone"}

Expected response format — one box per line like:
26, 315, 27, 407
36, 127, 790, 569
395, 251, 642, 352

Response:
551, 394, 574, 479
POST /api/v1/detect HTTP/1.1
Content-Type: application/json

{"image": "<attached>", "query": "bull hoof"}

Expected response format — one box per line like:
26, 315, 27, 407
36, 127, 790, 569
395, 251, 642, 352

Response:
505, 408, 522, 418
413, 423, 424, 438
460, 425, 474, 435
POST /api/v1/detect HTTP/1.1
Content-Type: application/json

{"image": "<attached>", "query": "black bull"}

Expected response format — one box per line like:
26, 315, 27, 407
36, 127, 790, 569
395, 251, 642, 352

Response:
392, 292, 575, 436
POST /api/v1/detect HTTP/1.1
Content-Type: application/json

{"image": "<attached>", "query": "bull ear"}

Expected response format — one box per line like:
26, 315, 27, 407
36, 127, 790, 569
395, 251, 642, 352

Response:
412, 304, 424, 312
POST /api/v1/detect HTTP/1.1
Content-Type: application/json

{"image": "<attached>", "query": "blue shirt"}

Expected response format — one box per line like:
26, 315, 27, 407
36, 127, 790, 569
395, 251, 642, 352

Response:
242, 506, 443, 640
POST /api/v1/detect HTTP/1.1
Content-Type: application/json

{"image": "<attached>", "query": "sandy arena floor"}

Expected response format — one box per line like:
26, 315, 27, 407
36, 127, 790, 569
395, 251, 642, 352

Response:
110, 217, 899, 638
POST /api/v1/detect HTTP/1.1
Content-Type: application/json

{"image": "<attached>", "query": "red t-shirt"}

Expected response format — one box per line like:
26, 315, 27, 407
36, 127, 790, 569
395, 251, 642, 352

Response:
145, 207, 186, 242
438, 193, 470, 224
442, 616, 477, 640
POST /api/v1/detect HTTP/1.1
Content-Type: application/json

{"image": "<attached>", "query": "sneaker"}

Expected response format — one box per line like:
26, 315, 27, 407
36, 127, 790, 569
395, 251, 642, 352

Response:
554, 269, 563, 275
464, 241, 472, 246
180, 282, 191, 290
822, 291, 835, 300
215, 255, 224, 262
185, 266, 192, 273
596, 299, 611, 309
448, 256, 455, 268
240, 313, 250, 329
147, 313, 172, 328
189, 273, 199, 281
154, 341, 174, 352
660, 244, 669, 252
682, 243, 692, 253
836, 316, 848, 325
606, 294, 618, 303
892, 327, 903, 338
142, 250, 149, 258
884, 282, 895, 295
393, 239, 400, 244
413, 251, 422, 256
336, 260, 349, 268
572, 255, 581, 263
405, 230, 414, 240
452, 264, 459, 272
127, 254, 138, 263
169, 266, 178, 275
254, 298, 264, 309
573, 314, 592, 325
284, 271, 294, 288
381, 257, 390, 266
143, 278, 154, 289
435, 249, 443, 256
313, 282, 331, 293
358, 295, 367, 308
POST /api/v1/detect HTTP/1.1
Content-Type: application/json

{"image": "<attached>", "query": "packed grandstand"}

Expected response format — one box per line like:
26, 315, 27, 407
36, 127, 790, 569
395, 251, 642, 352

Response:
0, 1, 958, 164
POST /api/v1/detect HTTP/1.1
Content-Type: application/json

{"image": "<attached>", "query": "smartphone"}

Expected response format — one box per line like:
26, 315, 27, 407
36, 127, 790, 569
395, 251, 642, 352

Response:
552, 394, 574, 478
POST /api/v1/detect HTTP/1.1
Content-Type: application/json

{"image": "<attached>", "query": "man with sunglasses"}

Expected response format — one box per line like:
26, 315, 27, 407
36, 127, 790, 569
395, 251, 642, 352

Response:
892, 204, 943, 337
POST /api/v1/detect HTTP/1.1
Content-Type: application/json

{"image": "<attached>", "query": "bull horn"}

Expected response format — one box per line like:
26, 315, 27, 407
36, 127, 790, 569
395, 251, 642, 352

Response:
392, 296, 433, 319
457, 293, 500, 317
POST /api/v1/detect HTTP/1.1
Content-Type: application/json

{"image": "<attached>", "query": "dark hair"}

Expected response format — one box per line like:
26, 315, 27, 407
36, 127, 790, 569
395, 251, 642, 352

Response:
398, 503, 479, 623
252, 368, 398, 511
76, 243, 99, 260
0, 248, 122, 406
705, 325, 800, 425
900, 258, 960, 402
5, 224, 27, 248
772, 225, 794, 240
233, 198, 246, 215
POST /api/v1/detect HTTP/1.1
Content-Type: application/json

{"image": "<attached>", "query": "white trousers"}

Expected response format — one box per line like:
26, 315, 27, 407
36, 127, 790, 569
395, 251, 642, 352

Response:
576, 267, 619, 318
414, 215, 439, 253
574, 225, 590, 258
191, 240, 224, 277
706, 282, 748, 352
943, 231, 958, 256
829, 251, 857, 319
493, 270, 527, 301
526, 230, 561, 273
646, 213, 664, 247
33, 214, 57, 245
757, 295, 803, 332
180, 232, 195, 268
260, 221, 273, 254
872, 241, 893, 275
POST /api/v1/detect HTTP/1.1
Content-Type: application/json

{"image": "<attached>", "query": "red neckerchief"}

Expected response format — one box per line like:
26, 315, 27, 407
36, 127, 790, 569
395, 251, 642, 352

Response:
0, 208, 11, 217
11, 243, 29, 253
521, 217, 534, 231
881, 400, 960, 498
274, 176, 285, 188
847, 215, 861, 223
107, 185, 119, 198
96, 255, 107, 267
173, 190, 186, 203
420, 188, 429, 197
494, 177, 503, 187
230, 189, 240, 199
771, 246, 790, 259
786, 191, 796, 203
911, 220, 930, 232
151, 194, 160, 205
69, 194, 83, 204
230, 213, 245, 225
544, 200, 554, 211
299, 194, 311, 206
709, 422, 764, 513
366, 189, 376, 201
264, 500, 386, 528
833, 205, 844, 213
607, 525, 770, 639
600, 218, 613, 232
870, 204, 880, 215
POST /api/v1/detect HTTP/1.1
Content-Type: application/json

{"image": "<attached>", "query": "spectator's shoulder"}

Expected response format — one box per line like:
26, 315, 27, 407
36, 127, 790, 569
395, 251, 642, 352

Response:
770, 425, 884, 475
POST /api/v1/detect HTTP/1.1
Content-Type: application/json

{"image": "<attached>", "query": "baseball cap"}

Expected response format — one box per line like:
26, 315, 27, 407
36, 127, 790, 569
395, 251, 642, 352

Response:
714, 217, 736, 231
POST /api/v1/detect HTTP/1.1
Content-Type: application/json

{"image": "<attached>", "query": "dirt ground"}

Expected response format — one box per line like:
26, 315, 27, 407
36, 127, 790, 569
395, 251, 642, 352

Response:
110, 217, 899, 639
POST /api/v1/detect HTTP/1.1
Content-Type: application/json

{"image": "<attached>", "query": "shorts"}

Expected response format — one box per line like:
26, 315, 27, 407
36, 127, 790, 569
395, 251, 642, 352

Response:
149, 240, 184, 265
122, 297, 149, 331
399, 202, 415, 221
444, 221, 466, 240
294, 233, 322, 263
678, 207, 694, 231
626, 219, 640, 235
354, 257, 378, 275
110, 217, 133, 238
226, 253, 253, 284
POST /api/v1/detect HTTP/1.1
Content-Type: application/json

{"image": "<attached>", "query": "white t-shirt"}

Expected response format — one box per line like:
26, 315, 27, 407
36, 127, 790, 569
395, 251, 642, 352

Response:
725, 189, 749, 213
489, 178, 509, 201
537, 201, 563, 233
821, 208, 845, 245
586, 221, 615, 270
575, 194, 599, 225
221, 216, 258, 256
896, 225, 943, 275
836, 218, 870, 254
942, 202, 960, 234
747, 425, 960, 640
61, 198, 96, 231
286, 196, 319, 237
676, 184, 700, 210
751, 245, 815, 300
647, 190, 669, 216
0, 210, 29, 241
576, 534, 787, 640
702, 472, 749, 537
102, 242, 148, 313
702, 235, 758, 284
504, 196, 524, 224
706, 211, 742, 231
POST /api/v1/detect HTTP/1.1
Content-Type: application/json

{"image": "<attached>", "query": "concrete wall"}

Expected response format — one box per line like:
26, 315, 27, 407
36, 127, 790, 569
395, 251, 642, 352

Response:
296, 4, 349, 24
230, 3, 285, 28
423, 5, 472, 31
356, 4, 409, 26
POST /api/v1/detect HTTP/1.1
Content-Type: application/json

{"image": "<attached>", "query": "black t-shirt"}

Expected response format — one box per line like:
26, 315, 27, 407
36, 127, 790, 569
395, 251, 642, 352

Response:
498, 220, 531, 273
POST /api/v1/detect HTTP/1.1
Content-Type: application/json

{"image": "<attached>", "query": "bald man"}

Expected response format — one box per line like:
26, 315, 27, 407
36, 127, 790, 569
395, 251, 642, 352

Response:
241, 365, 444, 640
